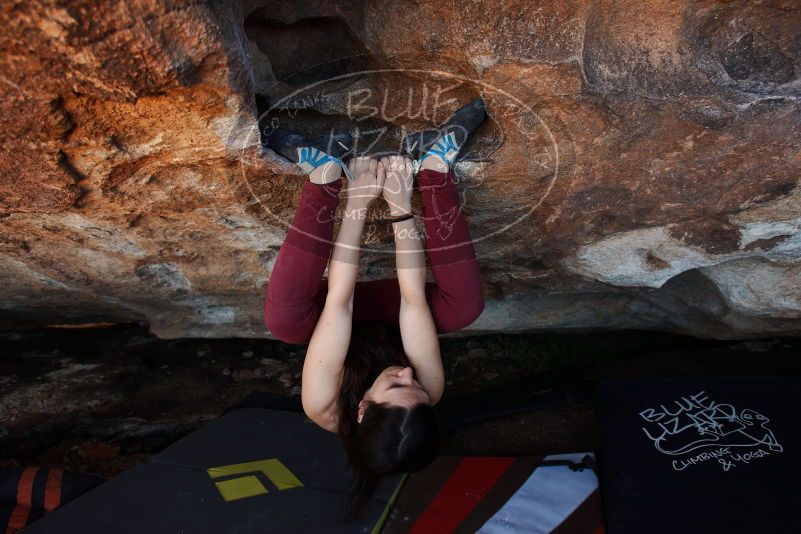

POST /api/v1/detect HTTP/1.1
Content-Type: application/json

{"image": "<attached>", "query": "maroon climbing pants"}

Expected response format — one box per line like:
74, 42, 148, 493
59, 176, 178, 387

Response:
263, 169, 484, 344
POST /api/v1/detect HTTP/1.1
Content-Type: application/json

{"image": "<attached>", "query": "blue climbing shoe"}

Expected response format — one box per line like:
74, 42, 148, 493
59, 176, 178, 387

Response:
265, 128, 354, 181
402, 98, 487, 174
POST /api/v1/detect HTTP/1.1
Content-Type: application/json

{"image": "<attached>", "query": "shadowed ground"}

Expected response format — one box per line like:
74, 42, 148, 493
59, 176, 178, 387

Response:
2, 325, 798, 478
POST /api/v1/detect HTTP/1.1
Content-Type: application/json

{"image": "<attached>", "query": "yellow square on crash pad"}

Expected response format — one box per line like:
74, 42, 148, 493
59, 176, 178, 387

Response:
214, 476, 268, 502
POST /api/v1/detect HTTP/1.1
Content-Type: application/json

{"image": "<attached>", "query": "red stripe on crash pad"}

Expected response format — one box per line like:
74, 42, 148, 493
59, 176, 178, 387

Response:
44, 468, 63, 512
5, 506, 31, 534
6, 467, 38, 534
16, 467, 37, 507
410, 457, 515, 534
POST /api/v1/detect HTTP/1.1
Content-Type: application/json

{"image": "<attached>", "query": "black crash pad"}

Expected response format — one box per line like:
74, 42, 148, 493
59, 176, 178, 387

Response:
600, 375, 801, 534
22, 408, 403, 534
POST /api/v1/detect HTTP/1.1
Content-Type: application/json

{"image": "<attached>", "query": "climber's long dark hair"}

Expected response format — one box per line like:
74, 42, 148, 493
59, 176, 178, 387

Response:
337, 321, 441, 519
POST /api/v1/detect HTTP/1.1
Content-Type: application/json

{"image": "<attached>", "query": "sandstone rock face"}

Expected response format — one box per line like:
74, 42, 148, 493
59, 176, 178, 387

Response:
1, 0, 800, 339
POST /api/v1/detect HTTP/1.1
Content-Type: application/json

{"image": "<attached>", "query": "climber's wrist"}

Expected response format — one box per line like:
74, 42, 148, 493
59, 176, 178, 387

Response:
387, 200, 412, 217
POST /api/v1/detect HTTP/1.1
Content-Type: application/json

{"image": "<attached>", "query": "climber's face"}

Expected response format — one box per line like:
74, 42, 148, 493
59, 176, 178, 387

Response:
357, 366, 430, 422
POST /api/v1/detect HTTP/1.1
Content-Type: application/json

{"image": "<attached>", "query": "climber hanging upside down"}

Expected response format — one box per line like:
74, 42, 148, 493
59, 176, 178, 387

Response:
262, 99, 487, 513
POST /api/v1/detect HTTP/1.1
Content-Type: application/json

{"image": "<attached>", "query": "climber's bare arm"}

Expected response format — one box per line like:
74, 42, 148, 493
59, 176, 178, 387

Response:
381, 156, 444, 405
302, 157, 385, 432
395, 220, 444, 405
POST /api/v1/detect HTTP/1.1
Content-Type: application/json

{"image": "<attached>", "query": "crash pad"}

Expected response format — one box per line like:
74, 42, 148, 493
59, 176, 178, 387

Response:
21, 408, 403, 534
600, 376, 801, 534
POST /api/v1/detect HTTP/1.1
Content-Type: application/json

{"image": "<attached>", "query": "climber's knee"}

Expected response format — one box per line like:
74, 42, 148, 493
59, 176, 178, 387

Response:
263, 300, 314, 344
438, 294, 485, 333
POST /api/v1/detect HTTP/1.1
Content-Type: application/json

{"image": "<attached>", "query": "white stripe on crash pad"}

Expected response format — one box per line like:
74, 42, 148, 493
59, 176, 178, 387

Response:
476, 453, 598, 534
